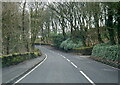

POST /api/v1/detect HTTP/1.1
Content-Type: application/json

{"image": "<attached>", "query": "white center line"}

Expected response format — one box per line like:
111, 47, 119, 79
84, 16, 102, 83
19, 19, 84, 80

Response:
49, 50, 96, 85
62, 55, 65, 58
71, 62, 78, 68
80, 71, 96, 85
66, 59, 70, 62
14, 54, 48, 84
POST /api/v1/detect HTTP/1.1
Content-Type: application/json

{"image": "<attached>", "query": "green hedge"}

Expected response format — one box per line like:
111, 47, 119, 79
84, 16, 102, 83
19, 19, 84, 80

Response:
0, 51, 42, 67
92, 44, 120, 68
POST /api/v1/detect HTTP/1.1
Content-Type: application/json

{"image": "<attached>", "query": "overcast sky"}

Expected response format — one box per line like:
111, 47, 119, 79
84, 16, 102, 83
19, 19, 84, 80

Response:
1, 0, 120, 2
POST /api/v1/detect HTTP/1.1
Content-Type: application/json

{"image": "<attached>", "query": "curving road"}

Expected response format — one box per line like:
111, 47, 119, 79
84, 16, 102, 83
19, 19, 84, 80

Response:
16, 45, 119, 85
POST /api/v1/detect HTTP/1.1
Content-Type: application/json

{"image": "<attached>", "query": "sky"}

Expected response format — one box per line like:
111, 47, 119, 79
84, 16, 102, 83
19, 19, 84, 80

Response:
1, 0, 120, 2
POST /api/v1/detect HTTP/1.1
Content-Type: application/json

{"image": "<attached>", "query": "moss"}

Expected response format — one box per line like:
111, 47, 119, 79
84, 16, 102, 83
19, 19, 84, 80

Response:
2, 54, 12, 58
0, 56, 2, 58
1, 51, 42, 68
72, 46, 93, 55
73, 46, 93, 50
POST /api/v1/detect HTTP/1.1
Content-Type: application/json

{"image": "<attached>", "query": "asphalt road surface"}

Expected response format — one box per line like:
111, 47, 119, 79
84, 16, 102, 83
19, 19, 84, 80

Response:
16, 45, 119, 84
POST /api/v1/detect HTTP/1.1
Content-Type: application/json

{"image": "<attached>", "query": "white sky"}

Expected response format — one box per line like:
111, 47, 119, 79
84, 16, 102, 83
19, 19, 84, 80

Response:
1, 0, 120, 2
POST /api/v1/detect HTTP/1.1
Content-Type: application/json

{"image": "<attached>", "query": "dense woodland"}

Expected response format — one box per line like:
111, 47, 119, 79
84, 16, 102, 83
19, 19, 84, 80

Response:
1, 2, 120, 55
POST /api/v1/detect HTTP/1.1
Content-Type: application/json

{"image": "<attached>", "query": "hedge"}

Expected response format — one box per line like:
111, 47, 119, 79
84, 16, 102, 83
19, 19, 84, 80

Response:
91, 44, 120, 68
0, 51, 42, 68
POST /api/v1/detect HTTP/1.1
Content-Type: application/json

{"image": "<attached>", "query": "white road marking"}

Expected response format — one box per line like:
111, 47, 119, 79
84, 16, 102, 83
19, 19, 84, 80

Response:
14, 54, 48, 84
41, 47, 97, 85
80, 71, 95, 85
71, 62, 78, 68
57, 53, 78, 69
41, 48, 96, 85
62, 56, 66, 59
62, 55, 65, 58
66, 59, 70, 62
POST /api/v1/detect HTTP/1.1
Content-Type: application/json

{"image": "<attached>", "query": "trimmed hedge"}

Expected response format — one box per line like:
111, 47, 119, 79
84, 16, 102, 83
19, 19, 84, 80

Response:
91, 44, 120, 68
0, 51, 42, 68
73, 47, 93, 55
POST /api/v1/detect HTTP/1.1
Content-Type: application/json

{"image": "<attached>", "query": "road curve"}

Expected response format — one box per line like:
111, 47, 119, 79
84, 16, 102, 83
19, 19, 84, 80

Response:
16, 45, 119, 84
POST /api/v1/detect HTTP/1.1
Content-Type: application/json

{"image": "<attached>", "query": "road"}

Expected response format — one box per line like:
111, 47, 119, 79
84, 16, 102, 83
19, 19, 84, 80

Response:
16, 45, 119, 84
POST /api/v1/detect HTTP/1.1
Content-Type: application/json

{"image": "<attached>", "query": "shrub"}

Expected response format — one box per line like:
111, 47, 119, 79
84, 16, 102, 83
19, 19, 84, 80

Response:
51, 34, 65, 48
92, 45, 119, 61
0, 51, 42, 67
60, 38, 83, 51
92, 43, 120, 68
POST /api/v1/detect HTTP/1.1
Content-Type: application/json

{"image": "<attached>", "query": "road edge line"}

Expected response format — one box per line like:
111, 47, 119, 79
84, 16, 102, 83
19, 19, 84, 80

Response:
5, 54, 46, 83
80, 71, 96, 85
13, 54, 47, 84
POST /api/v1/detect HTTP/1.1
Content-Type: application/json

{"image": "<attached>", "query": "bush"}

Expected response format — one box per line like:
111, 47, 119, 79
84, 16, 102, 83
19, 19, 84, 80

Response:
51, 34, 65, 48
92, 43, 120, 68
0, 51, 42, 67
60, 38, 83, 51
92, 45, 119, 61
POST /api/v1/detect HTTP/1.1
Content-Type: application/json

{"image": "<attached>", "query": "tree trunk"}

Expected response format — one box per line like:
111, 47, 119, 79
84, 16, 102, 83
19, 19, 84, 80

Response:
94, 13, 104, 43
107, 8, 116, 45
22, 1, 28, 51
6, 36, 10, 54
107, 28, 116, 45
97, 27, 104, 43
59, 18, 66, 39
117, 3, 120, 44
